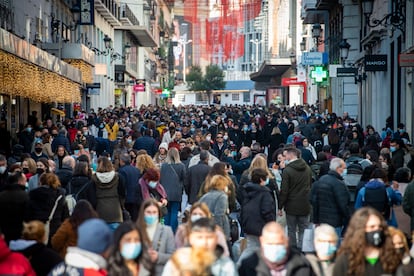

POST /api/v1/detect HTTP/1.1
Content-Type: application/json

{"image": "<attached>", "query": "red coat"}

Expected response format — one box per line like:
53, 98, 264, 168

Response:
0, 237, 36, 276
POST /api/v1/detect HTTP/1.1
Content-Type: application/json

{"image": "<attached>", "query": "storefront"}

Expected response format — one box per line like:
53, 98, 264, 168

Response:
0, 27, 82, 137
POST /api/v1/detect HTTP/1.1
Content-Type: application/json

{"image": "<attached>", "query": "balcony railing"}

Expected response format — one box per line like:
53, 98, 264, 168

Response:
120, 4, 139, 26
94, 0, 121, 26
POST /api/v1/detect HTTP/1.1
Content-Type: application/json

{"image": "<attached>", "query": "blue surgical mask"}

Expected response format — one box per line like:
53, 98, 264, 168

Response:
262, 244, 287, 263
148, 181, 157, 189
190, 127, 195, 132
390, 146, 396, 152
144, 215, 158, 225
284, 160, 290, 166
121, 242, 142, 260
243, 127, 248, 131
341, 169, 347, 177
27, 127, 32, 132
315, 242, 337, 258
399, 129, 405, 133
265, 178, 270, 185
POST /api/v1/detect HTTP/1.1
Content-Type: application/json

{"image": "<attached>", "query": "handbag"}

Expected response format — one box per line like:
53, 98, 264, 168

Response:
45, 194, 63, 245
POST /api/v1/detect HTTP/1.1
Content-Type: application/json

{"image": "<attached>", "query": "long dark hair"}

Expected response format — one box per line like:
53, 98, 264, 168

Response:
107, 222, 153, 275
69, 200, 98, 231
136, 199, 162, 246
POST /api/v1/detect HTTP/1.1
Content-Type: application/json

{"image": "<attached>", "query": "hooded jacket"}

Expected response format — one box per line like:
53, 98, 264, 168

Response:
0, 237, 36, 276
89, 171, 124, 223
25, 186, 69, 240
9, 239, 62, 276
279, 158, 312, 216
240, 182, 276, 236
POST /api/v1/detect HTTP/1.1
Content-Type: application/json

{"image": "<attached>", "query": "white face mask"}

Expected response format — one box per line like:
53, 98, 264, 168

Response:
0, 166, 6, 174
191, 214, 203, 223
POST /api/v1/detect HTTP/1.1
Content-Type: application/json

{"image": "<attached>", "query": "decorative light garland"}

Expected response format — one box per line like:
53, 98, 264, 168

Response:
0, 50, 81, 103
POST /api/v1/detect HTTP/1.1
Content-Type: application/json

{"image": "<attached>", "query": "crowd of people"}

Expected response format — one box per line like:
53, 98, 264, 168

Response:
0, 103, 414, 275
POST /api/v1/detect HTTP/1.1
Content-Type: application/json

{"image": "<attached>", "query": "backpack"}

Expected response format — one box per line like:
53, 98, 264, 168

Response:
347, 160, 363, 175
65, 181, 89, 215
293, 135, 302, 145
361, 186, 391, 220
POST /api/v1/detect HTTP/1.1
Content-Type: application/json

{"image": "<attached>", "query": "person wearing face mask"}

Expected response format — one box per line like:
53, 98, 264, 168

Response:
174, 202, 229, 256
138, 168, 168, 217
393, 123, 411, 143
390, 138, 406, 170
164, 218, 236, 276
27, 158, 50, 191
333, 207, 401, 275
239, 221, 314, 276
161, 122, 177, 145
310, 158, 351, 240
137, 199, 175, 276
30, 141, 48, 162
107, 221, 153, 275
240, 123, 253, 147
305, 224, 338, 276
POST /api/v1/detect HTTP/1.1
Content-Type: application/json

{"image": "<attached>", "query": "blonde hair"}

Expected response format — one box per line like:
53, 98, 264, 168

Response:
136, 154, 156, 173
22, 220, 45, 243
271, 127, 281, 135
207, 175, 228, 191
166, 147, 181, 164
389, 226, 409, 252
247, 155, 274, 178
23, 158, 37, 174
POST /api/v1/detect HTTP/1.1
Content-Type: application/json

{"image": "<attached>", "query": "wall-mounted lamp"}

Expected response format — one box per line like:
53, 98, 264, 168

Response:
362, 0, 406, 34
338, 39, 351, 66
312, 23, 323, 48
110, 43, 131, 63
300, 38, 306, 52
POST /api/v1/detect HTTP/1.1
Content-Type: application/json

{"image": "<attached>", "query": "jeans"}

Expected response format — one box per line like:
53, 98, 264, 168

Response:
286, 214, 309, 250
164, 201, 180, 233
237, 235, 260, 266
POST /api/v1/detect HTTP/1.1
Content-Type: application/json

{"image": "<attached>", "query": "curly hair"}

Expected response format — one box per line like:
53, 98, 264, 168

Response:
39, 173, 61, 189
337, 207, 401, 275
136, 154, 156, 174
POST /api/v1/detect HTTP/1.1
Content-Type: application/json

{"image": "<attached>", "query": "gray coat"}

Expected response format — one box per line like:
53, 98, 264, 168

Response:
199, 190, 230, 239
152, 224, 176, 276
160, 163, 186, 202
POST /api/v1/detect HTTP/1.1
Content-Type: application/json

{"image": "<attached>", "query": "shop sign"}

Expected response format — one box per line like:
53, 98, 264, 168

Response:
365, 55, 387, 71
79, 0, 95, 25
302, 52, 328, 65
336, 67, 358, 77
399, 54, 414, 67
133, 79, 146, 92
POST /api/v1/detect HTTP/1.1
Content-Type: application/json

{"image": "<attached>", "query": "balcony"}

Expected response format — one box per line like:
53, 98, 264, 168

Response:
94, 0, 121, 27
120, 4, 140, 26
0, 3, 14, 32
316, 0, 339, 10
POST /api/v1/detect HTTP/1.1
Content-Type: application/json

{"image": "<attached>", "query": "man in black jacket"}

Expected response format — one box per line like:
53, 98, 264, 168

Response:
239, 221, 315, 276
185, 150, 211, 204
311, 157, 351, 238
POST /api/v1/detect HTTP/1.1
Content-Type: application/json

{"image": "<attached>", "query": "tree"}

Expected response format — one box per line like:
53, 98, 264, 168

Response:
186, 64, 226, 104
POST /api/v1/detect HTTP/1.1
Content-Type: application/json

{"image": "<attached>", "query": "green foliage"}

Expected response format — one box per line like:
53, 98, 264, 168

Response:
186, 66, 205, 92
186, 64, 225, 104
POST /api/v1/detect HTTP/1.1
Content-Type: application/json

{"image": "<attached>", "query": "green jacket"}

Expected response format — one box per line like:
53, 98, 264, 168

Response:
279, 158, 312, 216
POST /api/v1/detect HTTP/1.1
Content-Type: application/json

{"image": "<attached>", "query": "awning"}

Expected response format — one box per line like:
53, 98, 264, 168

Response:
250, 59, 292, 82
115, 26, 157, 47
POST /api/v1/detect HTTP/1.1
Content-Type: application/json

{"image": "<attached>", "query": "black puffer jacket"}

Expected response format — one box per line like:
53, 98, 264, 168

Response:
25, 186, 69, 240
240, 182, 276, 236
310, 170, 351, 227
